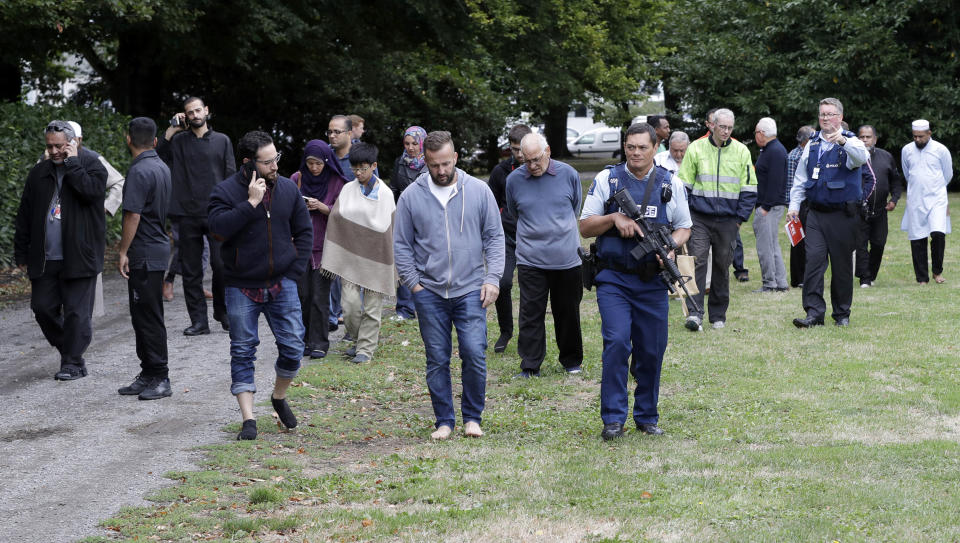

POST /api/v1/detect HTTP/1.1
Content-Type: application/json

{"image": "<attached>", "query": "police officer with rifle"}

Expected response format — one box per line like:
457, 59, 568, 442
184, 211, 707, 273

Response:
579, 123, 692, 441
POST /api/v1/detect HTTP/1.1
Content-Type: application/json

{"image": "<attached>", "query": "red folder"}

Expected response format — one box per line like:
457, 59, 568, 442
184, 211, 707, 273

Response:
785, 216, 805, 247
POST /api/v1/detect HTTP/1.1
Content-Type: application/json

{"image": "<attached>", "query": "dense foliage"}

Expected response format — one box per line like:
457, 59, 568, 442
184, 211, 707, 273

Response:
660, 0, 960, 155
0, 102, 130, 266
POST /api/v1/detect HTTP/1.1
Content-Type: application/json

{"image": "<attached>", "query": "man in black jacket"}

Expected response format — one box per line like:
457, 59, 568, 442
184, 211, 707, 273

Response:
485, 124, 531, 352
15, 120, 107, 380
855, 125, 904, 287
159, 96, 235, 336
209, 131, 313, 440
752, 117, 789, 292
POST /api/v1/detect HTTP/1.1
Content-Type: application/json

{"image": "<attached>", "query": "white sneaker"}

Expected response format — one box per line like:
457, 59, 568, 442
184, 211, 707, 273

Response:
389, 315, 406, 322
860, 282, 872, 288
712, 321, 725, 330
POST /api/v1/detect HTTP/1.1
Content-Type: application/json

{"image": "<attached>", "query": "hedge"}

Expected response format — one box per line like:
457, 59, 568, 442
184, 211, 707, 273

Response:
0, 102, 132, 267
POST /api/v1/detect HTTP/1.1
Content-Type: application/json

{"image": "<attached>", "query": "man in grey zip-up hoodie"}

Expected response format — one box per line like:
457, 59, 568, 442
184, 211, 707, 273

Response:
394, 131, 505, 440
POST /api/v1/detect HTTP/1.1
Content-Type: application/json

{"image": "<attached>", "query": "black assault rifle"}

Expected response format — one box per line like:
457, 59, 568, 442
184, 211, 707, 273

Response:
612, 188, 702, 314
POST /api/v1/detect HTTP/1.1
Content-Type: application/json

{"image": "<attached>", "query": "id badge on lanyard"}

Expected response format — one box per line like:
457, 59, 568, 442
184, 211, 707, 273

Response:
812, 167, 820, 180
51, 196, 61, 220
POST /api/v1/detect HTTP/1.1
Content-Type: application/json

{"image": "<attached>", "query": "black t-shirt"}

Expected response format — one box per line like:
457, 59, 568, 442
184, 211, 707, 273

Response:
123, 150, 172, 271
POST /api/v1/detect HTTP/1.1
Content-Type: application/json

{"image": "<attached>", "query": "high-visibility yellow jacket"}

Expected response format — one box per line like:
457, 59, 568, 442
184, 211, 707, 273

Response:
677, 136, 757, 222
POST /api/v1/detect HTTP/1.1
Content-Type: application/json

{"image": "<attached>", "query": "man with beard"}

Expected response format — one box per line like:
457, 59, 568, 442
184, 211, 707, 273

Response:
788, 98, 868, 327
208, 131, 313, 440
901, 120, 953, 284
855, 125, 903, 287
159, 96, 235, 335
394, 131, 504, 440
15, 120, 107, 380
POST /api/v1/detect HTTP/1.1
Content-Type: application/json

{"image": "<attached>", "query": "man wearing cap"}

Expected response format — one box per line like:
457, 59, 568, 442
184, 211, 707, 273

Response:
63, 121, 126, 318
901, 119, 953, 284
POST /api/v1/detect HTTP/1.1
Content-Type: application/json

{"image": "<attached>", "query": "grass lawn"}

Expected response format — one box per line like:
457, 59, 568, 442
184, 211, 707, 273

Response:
87, 183, 960, 542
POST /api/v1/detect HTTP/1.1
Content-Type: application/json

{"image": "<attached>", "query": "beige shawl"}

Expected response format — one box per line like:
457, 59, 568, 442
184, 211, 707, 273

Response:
321, 178, 397, 296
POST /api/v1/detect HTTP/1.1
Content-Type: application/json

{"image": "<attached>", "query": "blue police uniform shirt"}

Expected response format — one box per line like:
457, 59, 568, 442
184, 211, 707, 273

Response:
581, 165, 692, 228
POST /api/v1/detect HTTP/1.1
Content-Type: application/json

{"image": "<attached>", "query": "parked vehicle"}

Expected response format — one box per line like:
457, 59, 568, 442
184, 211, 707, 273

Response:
566, 128, 580, 144
567, 127, 621, 158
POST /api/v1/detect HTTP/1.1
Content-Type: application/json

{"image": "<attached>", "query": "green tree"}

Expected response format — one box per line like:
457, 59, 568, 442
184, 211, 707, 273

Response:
661, 0, 960, 158
465, 0, 669, 155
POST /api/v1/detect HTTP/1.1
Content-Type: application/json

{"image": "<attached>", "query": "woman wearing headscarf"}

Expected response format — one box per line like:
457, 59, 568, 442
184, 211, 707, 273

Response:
389, 126, 428, 320
292, 140, 347, 359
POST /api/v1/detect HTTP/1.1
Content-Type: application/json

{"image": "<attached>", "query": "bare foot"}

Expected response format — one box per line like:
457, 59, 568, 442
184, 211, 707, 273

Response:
463, 421, 484, 438
430, 425, 452, 440
934, 274, 946, 284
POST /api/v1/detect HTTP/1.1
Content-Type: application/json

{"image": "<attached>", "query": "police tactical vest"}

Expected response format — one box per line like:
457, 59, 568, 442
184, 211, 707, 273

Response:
804, 131, 863, 205
597, 163, 671, 269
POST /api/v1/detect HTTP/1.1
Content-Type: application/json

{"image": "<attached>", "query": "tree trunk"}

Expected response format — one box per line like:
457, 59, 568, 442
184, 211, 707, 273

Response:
0, 61, 22, 102
543, 104, 570, 158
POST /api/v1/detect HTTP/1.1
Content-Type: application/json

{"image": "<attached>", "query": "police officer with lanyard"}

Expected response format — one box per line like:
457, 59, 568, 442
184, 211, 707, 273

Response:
788, 97, 869, 328
580, 123, 692, 440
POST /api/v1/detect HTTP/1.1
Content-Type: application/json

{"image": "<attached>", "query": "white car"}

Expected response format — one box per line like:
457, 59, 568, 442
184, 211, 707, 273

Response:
567, 127, 621, 157
566, 128, 580, 144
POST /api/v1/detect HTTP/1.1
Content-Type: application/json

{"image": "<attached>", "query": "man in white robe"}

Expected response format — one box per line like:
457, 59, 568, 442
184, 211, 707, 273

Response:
901, 119, 953, 284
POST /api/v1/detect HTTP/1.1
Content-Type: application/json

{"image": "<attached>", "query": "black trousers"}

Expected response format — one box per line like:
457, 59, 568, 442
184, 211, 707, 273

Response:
802, 209, 858, 321
494, 238, 517, 337
517, 265, 583, 371
128, 268, 169, 378
297, 267, 331, 352
686, 212, 739, 322
176, 215, 225, 327
910, 232, 946, 283
855, 210, 888, 284
790, 202, 810, 287
30, 260, 97, 369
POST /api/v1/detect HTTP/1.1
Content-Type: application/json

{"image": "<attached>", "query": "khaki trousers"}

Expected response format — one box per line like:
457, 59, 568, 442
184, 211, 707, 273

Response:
341, 280, 384, 357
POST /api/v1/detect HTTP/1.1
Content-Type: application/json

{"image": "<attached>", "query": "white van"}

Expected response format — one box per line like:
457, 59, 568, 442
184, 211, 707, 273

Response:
567, 127, 621, 157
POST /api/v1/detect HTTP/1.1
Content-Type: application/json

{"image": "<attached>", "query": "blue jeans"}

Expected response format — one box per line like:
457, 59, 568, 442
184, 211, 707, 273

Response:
395, 283, 417, 319
225, 277, 305, 395
413, 288, 488, 429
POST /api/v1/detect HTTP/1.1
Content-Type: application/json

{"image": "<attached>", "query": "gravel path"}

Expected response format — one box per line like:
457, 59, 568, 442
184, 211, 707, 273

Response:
0, 272, 332, 542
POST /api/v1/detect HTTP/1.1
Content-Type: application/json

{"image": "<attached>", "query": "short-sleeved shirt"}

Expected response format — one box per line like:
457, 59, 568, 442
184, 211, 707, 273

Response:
581, 165, 693, 230
123, 149, 172, 271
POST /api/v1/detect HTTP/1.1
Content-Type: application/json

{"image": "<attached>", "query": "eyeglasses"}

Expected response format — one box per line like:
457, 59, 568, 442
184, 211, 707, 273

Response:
522, 151, 546, 166
716, 124, 734, 132
819, 112, 841, 119
350, 166, 371, 175
325, 129, 347, 136
255, 152, 282, 165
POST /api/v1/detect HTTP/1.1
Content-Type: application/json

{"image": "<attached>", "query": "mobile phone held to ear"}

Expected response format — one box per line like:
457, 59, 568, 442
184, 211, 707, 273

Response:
243, 161, 258, 183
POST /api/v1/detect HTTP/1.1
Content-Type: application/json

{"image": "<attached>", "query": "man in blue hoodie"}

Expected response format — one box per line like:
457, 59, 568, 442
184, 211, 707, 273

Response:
208, 131, 313, 440
394, 130, 505, 440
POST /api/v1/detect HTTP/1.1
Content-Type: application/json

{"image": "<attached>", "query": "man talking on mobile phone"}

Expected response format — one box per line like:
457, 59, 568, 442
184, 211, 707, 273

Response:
158, 96, 236, 336
208, 131, 313, 440
15, 120, 107, 381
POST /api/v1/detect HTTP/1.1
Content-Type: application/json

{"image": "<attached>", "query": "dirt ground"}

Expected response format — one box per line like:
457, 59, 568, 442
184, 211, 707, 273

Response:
0, 272, 334, 542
